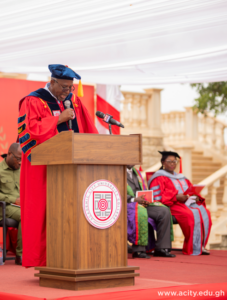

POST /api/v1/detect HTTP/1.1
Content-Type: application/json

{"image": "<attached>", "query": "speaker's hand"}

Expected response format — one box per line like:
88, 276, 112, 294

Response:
57, 109, 74, 125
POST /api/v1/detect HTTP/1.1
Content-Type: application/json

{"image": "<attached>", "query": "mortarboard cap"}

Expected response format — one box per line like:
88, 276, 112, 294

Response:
48, 64, 81, 81
158, 151, 182, 173
158, 151, 181, 159
48, 64, 83, 97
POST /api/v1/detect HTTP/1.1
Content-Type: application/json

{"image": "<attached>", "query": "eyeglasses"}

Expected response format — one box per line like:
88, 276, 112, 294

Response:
165, 160, 178, 164
54, 79, 75, 92
11, 152, 21, 162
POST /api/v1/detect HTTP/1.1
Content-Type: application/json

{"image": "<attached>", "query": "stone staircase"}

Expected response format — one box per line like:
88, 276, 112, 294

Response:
191, 151, 224, 207
121, 91, 227, 250
174, 150, 227, 250
209, 234, 227, 250
191, 151, 227, 250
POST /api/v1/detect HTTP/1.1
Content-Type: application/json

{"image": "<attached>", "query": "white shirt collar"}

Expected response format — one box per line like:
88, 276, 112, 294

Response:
44, 83, 61, 104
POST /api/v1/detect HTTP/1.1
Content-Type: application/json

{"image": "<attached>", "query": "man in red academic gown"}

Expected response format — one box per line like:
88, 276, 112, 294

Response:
18, 64, 98, 267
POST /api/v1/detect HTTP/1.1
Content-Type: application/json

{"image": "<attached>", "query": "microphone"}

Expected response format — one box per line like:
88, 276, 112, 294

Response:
96, 111, 124, 128
64, 100, 72, 129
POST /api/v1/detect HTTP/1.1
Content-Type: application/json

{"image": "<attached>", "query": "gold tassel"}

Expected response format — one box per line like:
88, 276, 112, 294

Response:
77, 80, 84, 97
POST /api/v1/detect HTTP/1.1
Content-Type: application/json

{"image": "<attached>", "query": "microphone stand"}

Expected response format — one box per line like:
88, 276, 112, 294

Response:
101, 114, 113, 134
108, 124, 112, 135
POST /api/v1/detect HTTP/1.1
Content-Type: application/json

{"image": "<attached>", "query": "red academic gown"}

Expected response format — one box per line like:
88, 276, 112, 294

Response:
18, 93, 98, 267
149, 174, 212, 255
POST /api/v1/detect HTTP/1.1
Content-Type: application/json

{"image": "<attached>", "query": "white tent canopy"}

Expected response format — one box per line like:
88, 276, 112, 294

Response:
1, 0, 227, 84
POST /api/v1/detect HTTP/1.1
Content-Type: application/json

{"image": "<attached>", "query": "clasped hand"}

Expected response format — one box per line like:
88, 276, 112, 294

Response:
15, 197, 20, 206
176, 194, 199, 202
134, 194, 150, 207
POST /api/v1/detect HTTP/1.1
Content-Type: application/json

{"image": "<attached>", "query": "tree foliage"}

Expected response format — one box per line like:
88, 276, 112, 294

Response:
191, 82, 227, 115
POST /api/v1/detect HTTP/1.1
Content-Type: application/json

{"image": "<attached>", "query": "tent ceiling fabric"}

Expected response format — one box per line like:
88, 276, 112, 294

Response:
0, 0, 227, 84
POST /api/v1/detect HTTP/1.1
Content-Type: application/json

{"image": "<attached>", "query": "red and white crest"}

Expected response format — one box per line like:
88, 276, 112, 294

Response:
83, 180, 121, 229
93, 191, 113, 221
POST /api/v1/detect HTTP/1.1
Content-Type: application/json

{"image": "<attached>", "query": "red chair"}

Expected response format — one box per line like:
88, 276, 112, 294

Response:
145, 172, 154, 188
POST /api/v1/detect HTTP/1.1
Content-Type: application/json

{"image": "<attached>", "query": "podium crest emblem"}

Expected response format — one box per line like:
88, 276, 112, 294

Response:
93, 192, 113, 221
83, 180, 121, 229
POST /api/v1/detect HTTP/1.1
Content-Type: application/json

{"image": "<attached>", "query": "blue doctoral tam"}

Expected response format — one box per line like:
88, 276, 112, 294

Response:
48, 64, 81, 80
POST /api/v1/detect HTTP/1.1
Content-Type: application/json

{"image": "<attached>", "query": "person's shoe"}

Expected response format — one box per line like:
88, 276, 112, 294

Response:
133, 251, 151, 259
15, 255, 22, 265
202, 247, 210, 255
153, 249, 176, 257
127, 243, 133, 254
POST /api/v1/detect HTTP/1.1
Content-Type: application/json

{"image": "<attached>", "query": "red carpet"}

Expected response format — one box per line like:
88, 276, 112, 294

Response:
57, 282, 227, 300
0, 250, 227, 300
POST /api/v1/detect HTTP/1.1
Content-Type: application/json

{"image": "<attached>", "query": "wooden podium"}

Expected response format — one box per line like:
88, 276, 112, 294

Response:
32, 131, 141, 291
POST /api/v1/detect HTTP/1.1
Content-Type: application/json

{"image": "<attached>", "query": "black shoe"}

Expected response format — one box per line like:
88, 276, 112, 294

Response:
133, 251, 151, 259
202, 249, 210, 255
15, 255, 22, 265
127, 243, 133, 254
153, 249, 176, 257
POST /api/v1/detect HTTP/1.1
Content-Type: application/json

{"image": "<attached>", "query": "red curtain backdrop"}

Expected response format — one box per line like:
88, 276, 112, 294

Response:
0, 78, 95, 243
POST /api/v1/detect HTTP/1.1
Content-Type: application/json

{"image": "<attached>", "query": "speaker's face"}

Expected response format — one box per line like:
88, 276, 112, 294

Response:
50, 78, 74, 102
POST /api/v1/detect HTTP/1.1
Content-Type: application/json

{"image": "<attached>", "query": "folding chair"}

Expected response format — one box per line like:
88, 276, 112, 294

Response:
0, 201, 19, 262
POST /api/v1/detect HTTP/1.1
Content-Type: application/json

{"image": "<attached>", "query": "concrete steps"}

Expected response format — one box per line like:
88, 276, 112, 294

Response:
192, 166, 223, 171
191, 151, 223, 205
192, 156, 213, 161
209, 234, 227, 250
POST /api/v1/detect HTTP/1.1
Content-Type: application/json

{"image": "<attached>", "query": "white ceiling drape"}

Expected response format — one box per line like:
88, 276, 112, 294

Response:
1, 0, 227, 84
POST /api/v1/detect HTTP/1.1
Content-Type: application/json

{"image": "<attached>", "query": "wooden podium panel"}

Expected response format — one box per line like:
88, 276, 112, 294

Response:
31, 131, 142, 166
46, 164, 127, 270
72, 134, 142, 165
35, 266, 139, 290
34, 132, 141, 290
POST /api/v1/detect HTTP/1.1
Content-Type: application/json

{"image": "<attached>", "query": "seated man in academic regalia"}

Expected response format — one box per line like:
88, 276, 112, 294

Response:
127, 165, 175, 258
0, 143, 22, 265
18, 64, 98, 267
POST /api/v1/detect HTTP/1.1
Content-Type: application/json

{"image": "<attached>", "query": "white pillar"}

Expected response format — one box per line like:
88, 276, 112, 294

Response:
222, 175, 227, 213
220, 126, 226, 155
144, 88, 163, 136
184, 107, 193, 142
132, 95, 141, 128
202, 116, 207, 144
174, 146, 193, 181
210, 180, 220, 221
192, 110, 199, 141
184, 107, 199, 143
128, 96, 133, 126
140, 95, 147, 128
212, 120, 217, 149
122, 94, 130, 127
